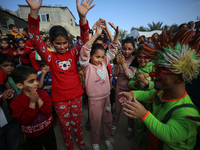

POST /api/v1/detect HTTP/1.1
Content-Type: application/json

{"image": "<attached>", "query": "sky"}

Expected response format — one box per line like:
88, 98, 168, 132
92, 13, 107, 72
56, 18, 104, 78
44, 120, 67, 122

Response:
1, 0, 200, 35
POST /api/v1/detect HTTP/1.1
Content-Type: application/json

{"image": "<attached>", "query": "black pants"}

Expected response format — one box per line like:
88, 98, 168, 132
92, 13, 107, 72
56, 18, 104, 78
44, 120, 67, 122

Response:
26, 125, 57, 150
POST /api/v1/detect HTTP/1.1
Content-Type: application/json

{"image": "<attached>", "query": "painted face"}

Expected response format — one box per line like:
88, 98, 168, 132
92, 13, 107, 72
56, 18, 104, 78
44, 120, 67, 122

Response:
19, 40, 25, 49
0, 61, 14, 75
22, 74, 39, 93
52, 37, 68, 55
12, 27, 19, 33
1, 40, 9, 49
137, 52, 150, 67
122, 43, 135, 58
90, 49, 105, 66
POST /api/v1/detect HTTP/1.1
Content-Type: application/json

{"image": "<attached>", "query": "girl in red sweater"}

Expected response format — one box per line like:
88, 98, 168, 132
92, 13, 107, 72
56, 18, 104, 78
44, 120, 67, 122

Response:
26, 0, 95, 149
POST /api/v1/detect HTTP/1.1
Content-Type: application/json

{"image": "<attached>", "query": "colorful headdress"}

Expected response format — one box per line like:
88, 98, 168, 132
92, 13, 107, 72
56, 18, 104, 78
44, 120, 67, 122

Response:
143, 28, 200, 82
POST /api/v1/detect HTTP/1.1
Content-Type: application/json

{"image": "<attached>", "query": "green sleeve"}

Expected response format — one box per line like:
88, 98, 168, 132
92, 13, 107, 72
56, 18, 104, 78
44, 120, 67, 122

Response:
133, 89, 157, 102
128, 79, 137, 89
143, 108, 200, 143
148, 80, 155, 90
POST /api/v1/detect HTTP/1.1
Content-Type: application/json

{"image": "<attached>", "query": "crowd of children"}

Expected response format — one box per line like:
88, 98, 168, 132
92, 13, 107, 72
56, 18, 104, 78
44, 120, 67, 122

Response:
0, 0, 200, 150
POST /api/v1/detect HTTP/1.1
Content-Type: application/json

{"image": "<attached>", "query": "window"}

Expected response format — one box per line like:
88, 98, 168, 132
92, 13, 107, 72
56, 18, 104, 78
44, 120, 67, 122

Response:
70, 18, 73, 26
39, 14, 50, 22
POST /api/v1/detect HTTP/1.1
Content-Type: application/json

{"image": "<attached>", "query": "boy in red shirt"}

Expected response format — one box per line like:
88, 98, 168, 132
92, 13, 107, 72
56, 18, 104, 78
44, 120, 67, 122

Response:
10, 66, 57, 150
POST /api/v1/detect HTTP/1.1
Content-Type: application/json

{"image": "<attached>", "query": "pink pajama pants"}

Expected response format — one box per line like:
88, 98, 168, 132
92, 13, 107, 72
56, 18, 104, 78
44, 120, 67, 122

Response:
89, 96, 112, 144
112, 86, 134, 127
53, 96, 84, 150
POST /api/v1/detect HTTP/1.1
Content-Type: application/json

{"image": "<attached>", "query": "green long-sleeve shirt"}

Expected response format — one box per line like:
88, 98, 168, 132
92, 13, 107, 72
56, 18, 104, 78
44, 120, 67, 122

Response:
133, 89, 200, 150
128, 62, 154, 90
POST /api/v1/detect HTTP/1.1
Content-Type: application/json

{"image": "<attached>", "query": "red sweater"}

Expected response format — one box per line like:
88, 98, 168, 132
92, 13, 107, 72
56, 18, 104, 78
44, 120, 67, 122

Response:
0, 48, 13, 57
10, 89, 53, 137
28, 14, 89, 102
0, 70, 7, 103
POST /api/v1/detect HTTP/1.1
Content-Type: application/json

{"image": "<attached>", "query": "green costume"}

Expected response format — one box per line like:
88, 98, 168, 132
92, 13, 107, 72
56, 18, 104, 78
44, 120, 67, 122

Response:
133, 89, 200, 150
128, 62, 155, 90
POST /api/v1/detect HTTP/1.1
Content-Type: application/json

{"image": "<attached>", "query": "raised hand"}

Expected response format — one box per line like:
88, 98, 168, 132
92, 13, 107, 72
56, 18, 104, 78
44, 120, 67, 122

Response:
26, 0, 42, 10
76, 0, 95, 18
108, 22, 119, 34
95, 23, 104, 36
26, 0, 42, 19
91, 19, 103, 31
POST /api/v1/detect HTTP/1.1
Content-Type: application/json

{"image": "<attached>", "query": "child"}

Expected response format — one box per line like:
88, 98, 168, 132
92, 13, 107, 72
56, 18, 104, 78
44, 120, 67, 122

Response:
79, 21, 119, 150
0, 38, 14, 57
38, 60, 52, 97
44, 37, 54, 52
8, 24, 24, 49
0, 58, 20, 150
112, 38, 138, 137
10, 66, 57, 150
128, 45, 155, 149
26, 0, 95, 149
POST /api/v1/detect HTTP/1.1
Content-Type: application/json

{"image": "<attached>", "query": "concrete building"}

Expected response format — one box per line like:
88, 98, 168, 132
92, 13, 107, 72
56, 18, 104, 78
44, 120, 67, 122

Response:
0, 6, 28, 34
17, 4, 80, 39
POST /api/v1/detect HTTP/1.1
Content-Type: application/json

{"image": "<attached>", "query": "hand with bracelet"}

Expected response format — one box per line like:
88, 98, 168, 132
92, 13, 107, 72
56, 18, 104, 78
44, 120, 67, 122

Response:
1, 89, 15, 100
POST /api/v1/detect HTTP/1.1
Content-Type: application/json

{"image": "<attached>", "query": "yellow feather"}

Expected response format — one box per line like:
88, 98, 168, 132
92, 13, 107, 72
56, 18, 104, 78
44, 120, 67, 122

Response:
172, 51, 198, 78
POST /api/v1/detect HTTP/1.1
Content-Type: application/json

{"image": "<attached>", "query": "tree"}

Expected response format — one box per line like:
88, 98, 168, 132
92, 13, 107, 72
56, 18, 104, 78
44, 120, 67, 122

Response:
138, 26, 148, 31
131, 27, 138, 31
147, 21, 164, 31
119, 29, 128, 41
171, 23, 179, 29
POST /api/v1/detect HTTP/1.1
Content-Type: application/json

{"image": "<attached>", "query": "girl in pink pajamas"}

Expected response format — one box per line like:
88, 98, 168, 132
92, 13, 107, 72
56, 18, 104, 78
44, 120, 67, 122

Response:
79, 21, 119, 150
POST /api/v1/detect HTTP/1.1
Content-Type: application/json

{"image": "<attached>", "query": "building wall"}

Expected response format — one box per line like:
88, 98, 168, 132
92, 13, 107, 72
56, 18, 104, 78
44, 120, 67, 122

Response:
0, 10, 28, 34
18, 5, 80, 38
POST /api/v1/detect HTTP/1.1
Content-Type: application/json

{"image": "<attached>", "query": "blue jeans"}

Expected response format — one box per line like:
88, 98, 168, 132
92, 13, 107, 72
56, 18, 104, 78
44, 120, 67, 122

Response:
0, 120, 20, 150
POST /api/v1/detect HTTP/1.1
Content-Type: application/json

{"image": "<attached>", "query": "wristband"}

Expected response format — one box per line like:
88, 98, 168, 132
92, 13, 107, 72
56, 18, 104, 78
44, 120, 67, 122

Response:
89, 29, 93, 35
8, 89, 15, 93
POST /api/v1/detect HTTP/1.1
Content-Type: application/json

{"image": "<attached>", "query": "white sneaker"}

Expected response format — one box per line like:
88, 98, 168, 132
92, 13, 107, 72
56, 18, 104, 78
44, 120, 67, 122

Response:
92, 144, 100, 150
105, 138, 114, 150
111, 126, 116, 136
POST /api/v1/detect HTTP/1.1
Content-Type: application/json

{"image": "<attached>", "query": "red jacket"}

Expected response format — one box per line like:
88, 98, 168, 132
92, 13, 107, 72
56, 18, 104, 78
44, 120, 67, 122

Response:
28, 14, 89, 102
10, 89, 53, 137
0, 48, 14, 57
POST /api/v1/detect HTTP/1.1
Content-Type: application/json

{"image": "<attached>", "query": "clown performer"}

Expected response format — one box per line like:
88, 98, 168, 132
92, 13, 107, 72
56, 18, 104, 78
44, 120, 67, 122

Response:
119, 28, 200, 150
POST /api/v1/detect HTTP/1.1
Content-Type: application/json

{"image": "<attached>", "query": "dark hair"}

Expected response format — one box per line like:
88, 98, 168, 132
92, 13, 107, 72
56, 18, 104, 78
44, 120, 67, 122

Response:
94, 36, 104, 44
179, 23, 187, 30
23, 27, 28, 34
18, 38, 26, 43
49, 25, 68, 43
39, 60, 48, 68
122, 38, 135, 48
90, 43, 105, 56
8, 24, 16, 30
11, 66, 37, 84
43, 37, 50, 42
0, 53, 14, 64
76, 36, 80, 40
0, 29, 2, 34
0, 38, 11, 49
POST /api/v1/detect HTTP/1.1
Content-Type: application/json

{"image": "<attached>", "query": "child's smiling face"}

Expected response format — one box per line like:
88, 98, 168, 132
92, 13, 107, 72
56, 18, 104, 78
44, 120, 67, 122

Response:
137, 52, 150, 67
52, 37, 68, 55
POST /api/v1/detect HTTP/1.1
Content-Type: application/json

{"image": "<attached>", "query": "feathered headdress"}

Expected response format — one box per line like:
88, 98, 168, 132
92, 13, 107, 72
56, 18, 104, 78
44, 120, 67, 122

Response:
142, 28, 200, 82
